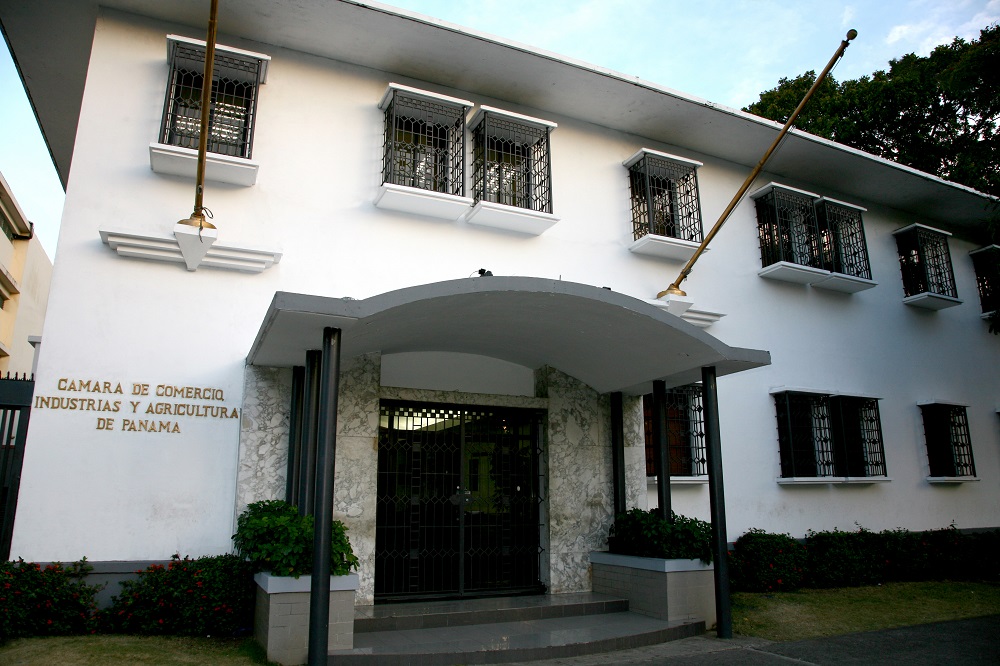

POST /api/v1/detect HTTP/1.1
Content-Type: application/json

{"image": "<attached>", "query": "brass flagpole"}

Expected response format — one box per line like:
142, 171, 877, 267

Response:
659, 29, 857, 298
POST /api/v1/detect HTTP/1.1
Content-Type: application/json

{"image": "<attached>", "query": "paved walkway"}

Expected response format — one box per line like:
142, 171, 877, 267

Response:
501, 615, 1000, 665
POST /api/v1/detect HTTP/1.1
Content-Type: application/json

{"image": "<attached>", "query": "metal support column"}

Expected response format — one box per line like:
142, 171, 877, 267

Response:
299, 350, 321, 516
610, 392, 626, 517
285, 366, 305, 505
308, 328, 342, 666
702, 365, 732, 638
652, 380, 671, 521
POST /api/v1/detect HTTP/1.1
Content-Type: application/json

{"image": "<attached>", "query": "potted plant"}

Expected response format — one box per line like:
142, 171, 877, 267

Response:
591, 509, 716, 626
233, 500, 359, 665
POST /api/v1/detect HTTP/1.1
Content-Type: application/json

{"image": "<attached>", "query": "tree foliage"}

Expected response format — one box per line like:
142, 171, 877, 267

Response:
745, 25, 1000, 203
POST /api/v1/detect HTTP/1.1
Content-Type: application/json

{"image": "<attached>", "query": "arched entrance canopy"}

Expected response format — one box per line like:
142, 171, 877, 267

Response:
247, 277, 769, 393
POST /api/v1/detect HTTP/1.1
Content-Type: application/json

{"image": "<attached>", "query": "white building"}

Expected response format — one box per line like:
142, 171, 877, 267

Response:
2, 0, 997, 608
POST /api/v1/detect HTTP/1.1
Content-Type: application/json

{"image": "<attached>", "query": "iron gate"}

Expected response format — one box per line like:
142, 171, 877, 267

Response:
375, 401, 544, 600
0, 375, 34, 560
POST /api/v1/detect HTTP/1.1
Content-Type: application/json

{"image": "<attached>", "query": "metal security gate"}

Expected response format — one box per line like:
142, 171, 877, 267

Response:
0, 375, 34, 560
375, 401, 544, 601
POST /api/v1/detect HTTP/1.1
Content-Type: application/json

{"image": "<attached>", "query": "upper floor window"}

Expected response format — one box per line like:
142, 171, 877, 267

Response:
773, 391, 887, 480
160, 36, 267, 160
752, 184, 876, 292
893, 224, 960, 309
470, 107, 554, 214
970, 245, 999, 316
626, 150, 703, 244
380, 85, 469, 198
643, 384, 706, 477
919, 403, 976, 479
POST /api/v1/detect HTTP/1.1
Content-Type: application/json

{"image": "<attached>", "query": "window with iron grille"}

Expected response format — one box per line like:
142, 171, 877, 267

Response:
773, 391, 887, 479
642, 384, 706, 477
893, 225, 958, 299
755, 186, 824, 270
920, 404, 976, 478
160, 39, 264, 159
815, 199, 872, 279
381, 88, 467, 197
627, 151, 703, 243
970, 246, 1000, 315
471, 109, 553, 213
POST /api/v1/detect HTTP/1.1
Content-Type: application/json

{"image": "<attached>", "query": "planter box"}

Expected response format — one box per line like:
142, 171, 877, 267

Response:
253, 572, 359, 666
590, 552, 715, 627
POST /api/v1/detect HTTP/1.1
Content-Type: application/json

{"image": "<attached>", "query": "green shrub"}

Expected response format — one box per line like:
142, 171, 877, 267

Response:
232, 500, 359, 577
607, 508, 713, 564
104, 554, 254, 637
806, 527, 885, 587
0, 558, 101, 641
728, 529, 806, 592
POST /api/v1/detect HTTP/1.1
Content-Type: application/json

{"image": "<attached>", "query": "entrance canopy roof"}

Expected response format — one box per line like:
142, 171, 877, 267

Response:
247, 277, 769, 396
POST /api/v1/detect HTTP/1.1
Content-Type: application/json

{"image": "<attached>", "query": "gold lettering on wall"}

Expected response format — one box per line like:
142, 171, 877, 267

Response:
34, 377, 240, 435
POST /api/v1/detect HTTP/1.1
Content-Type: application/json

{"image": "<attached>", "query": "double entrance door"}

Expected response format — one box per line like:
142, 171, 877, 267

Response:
375, 401, 543, 601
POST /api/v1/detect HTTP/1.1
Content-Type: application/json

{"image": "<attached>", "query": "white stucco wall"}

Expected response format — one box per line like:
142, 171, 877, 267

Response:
10, 8, 1000, 563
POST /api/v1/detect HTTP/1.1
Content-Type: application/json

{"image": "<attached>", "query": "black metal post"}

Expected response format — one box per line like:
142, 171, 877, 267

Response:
610, 392, 626, 517
702, 365, 732, 638
308, 328, 342, 666
299, 350, 321, 516
652, 380, 671, 521
285, 366, 305, 505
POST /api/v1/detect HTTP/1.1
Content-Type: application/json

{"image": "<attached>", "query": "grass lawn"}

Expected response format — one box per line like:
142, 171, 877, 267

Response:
732, 580, 1000, 641
0, 635, 275, 666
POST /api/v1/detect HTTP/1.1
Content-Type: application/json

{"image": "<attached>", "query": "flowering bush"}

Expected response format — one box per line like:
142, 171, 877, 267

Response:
104, 554, 254, 637
728, 529, 806, 592
607, 509, 713, 564
0, 558, 101, 641
233, 500, 359, 577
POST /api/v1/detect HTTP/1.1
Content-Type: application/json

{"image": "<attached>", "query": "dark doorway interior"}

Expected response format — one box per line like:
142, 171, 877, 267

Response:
375, 401, 544, 601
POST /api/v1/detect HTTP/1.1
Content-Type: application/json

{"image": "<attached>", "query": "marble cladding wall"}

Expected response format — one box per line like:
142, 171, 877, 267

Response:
333, 353, 380, 605
537, 367, 614, 594
235, 355, 381, 604
235, 366, 294, 521
623, 395, 649, 511
381, 386, 546, 409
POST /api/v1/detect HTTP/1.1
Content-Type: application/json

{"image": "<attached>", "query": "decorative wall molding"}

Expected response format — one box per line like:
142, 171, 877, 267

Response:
99, 224, 281, 273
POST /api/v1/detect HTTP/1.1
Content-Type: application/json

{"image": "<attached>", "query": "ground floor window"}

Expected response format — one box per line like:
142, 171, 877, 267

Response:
643, 384, 707, 477
375, 401, 544, 600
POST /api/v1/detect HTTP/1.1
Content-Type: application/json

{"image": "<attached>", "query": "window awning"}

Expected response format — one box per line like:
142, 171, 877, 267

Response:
247, 277, 770, 395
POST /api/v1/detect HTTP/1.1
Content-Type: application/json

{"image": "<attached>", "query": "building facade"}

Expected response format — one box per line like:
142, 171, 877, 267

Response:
1, 1, 997, 606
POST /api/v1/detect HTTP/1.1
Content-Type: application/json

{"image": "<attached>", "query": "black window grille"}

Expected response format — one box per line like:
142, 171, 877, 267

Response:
160, 43, 263, 159
643, 384, 706, 477
628, 153, 703, 242
971, 246, 1000, 314
815, 200, 872, 279
471, 112, 552, 213
774, 392, 886, 478
894, 226, 958, 298
755, 188, 824, 270
382, 90, 467, 197
920, 404, 976, 477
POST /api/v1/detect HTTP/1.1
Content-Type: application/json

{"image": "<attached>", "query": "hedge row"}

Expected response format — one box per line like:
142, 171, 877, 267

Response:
729, 525, 1000, 592
0, 554, 253, 643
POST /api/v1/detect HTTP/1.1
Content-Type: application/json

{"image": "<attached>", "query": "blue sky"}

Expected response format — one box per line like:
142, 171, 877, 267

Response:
1, 0, 997, 259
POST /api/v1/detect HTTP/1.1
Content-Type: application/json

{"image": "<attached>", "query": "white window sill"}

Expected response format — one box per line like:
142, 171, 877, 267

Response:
374, 183, 472, 221
758, 261, 830, 285
647, 476, 709, 486
465, 200, 559, 235
903, 292, 963, 310
629, 234, 703, 262
149, 143, 258, 187
777, 477, 891, 485
812, 272, 878, 293
927, 476, 980, 484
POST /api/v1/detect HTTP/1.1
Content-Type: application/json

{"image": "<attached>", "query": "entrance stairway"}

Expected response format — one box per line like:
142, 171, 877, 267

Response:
330, 592, 705, 665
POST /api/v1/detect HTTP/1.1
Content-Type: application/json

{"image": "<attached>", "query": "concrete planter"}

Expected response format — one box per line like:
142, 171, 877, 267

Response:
253, 572, 359, 666
590, 552, 715, 627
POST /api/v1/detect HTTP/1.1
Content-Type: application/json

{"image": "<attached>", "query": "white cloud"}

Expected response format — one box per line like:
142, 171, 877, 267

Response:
841, 5, 856, 26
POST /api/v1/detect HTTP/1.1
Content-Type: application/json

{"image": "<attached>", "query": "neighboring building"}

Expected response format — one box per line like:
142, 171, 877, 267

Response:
1, 1, 997, 608
0, 171, 52, 376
